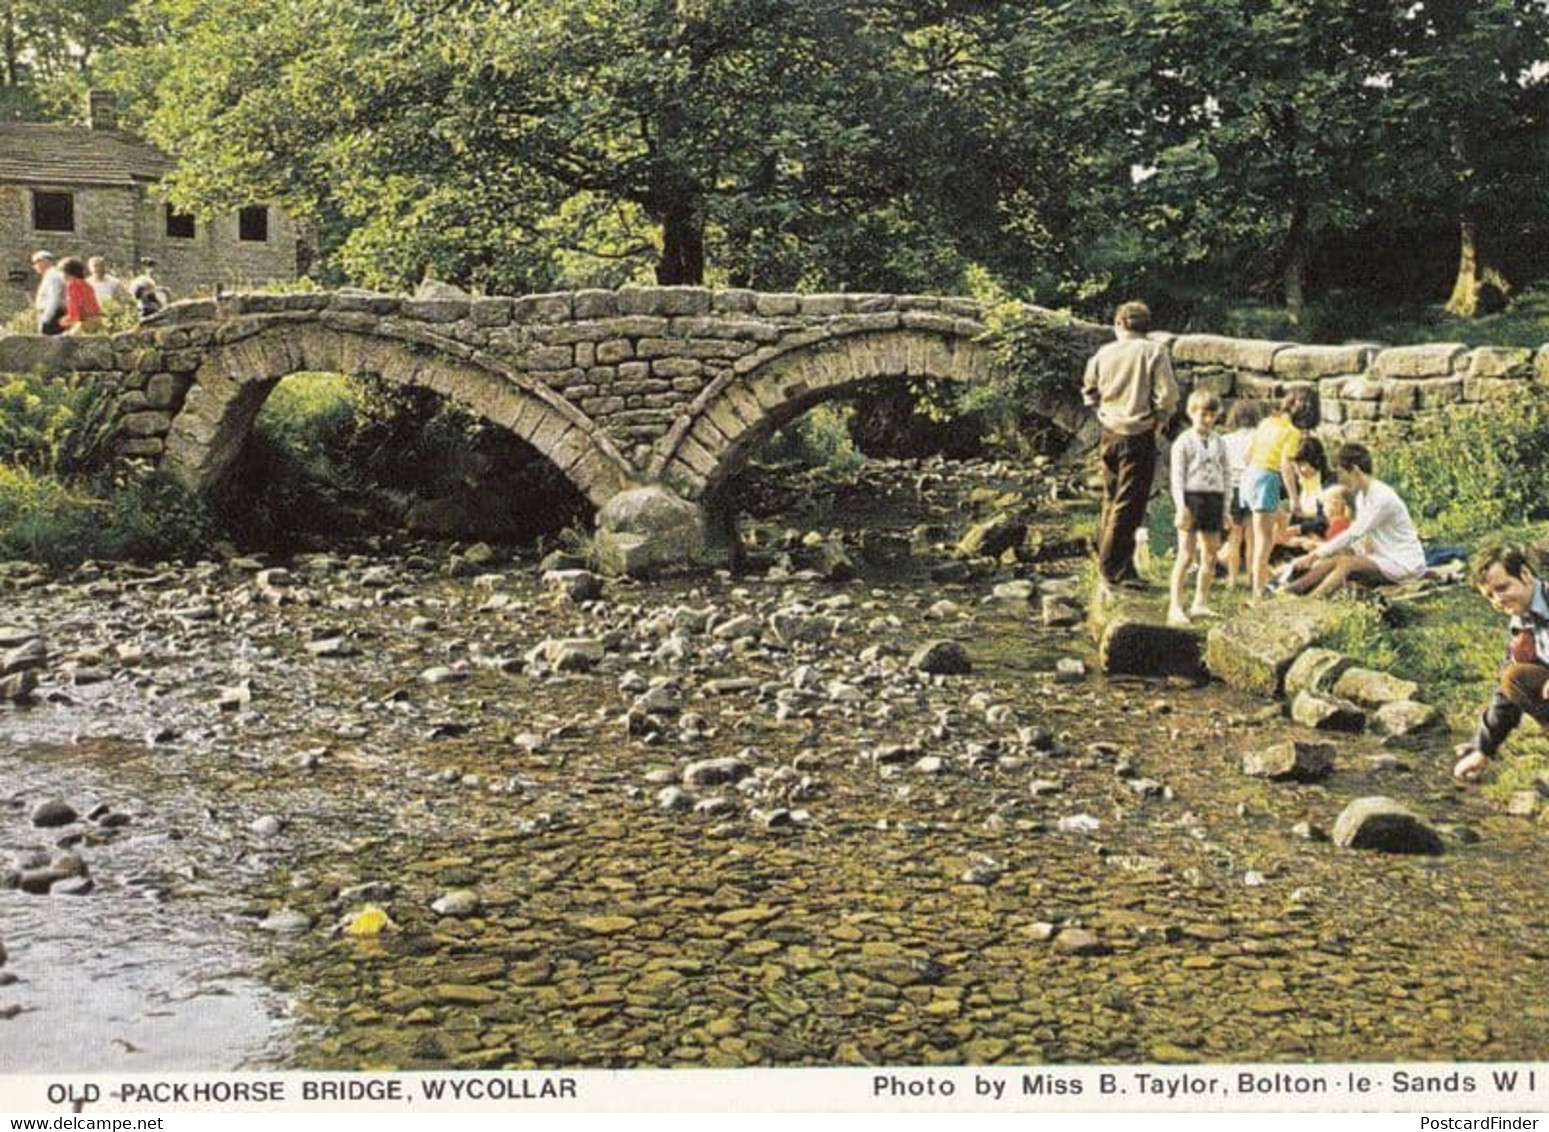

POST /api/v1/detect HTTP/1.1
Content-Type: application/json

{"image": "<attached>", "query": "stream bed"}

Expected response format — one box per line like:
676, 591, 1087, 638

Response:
2, 458, 1546, 1071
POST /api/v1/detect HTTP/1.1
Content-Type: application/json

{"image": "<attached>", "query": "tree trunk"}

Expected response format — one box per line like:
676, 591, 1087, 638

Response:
1283, 198, 1307, 324
1445, 215, 1483, 317
3, 19, 17, 88
655, 196, 705, 285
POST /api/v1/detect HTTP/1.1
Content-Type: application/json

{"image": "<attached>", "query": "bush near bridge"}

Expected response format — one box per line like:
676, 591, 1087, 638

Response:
0, 371, 213, 566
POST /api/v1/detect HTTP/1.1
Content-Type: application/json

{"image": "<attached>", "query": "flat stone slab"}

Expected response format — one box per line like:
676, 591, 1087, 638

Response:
1372, 700, 1442, 739
1290, 691, 1366, 733
1331, 667, 1419, 709
1467, 346, 1534, 377
1371, 343, 1466, 379
1206, 599, 1347, 698
1273, 344, 1374, 379
1170, 334, 1288, 372
1284, 648, 1354, 699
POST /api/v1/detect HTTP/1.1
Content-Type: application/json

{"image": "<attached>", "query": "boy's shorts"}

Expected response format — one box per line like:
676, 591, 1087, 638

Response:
1228, 487, 1250, 525
1241, 466, 1281, 513
1176, 491, 1226, 535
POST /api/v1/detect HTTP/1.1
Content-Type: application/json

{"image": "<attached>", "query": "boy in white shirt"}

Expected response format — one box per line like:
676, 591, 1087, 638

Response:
1168, 389, 1232, 626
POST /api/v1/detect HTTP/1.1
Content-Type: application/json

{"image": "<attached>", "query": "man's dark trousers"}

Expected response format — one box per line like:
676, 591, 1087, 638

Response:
1098, 426, 1156, 584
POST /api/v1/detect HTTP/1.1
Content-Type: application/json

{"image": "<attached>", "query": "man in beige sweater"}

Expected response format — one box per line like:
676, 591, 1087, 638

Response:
1082, 301, 1178, 588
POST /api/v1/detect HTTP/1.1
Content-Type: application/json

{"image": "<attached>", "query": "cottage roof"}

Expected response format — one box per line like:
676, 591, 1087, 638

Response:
0, 123, 172, 187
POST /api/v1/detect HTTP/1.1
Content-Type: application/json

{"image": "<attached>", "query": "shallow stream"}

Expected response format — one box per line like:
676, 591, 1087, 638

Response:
2, 460, 1546, 1071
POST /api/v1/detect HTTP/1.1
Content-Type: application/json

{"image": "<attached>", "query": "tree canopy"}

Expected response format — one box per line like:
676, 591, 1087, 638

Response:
88, 0, 1549, 324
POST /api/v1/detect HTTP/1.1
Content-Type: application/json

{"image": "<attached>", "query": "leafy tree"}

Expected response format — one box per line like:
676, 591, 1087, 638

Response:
0, 0, 140, 121
1115, 0, 1404, 321
112, 0, 1015, 293
1380, 0, 1549, 316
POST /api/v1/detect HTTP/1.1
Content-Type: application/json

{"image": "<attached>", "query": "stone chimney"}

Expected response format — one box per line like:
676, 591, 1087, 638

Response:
87, 90, 117, 131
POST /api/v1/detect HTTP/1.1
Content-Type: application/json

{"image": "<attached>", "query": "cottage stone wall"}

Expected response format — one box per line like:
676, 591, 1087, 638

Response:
0, 184, 139, 313
1, 183, 299, 318
134, 195, 301, 302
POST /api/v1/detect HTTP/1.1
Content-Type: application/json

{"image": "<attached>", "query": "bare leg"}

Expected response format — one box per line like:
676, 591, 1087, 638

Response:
1283, 556, 1339, 596
1250, 511, 1278, 596
1193, 532, 1221, 611
1308, 555, 1388, 599
1224, 522, 1245, 590
1170, 531, 1195, 624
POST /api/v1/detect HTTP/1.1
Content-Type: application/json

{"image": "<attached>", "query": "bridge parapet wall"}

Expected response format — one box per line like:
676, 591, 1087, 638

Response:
0, 287, 1000, 479
3, 291, 1545, 512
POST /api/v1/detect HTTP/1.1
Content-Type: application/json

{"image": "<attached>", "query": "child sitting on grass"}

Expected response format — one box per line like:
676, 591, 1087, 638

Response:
1277, 484, 1353, 576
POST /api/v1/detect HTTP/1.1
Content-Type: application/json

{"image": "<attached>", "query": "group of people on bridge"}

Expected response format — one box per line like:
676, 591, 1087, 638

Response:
30, 249, 166, 336
1083, 300, 1548, 786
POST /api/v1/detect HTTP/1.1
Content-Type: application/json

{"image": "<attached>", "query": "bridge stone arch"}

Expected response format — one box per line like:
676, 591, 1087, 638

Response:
159, 322, 634, 507
651, 326, 1025, 502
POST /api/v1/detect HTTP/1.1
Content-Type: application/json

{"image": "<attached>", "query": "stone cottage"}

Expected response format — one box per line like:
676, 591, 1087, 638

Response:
0, 92, 304, 318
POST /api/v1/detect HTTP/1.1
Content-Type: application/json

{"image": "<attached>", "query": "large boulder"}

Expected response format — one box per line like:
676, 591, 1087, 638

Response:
1332, 797, 1443, 855
594, 487, 708, 577
0, 669, 37, 701
1, 637, 47, 675
1205, 599, 1347, 698
1098, 619, 1207, 680
543, 569, 605, 603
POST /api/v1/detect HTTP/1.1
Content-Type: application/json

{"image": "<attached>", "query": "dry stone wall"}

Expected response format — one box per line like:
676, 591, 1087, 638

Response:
1157, 332, 1548, 445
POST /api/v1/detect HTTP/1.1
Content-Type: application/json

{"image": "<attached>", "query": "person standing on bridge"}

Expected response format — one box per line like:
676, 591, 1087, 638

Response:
58, 257, 104, 335
31, 250, 66, 336
88, 256, 133, 309
1083, 300, 1178, 592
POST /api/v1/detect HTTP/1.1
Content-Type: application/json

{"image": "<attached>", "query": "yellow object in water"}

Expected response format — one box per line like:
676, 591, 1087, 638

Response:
344, 905, 394, 936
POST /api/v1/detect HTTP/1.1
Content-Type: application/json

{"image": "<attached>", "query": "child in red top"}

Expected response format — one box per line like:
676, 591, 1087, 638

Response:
1321, 485, 1353, 542
59, 256, 103, 335
1274, 485, 1353, 589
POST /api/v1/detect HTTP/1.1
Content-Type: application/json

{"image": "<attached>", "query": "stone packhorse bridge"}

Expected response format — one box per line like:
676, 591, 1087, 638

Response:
0, 287, 1098, 571
6, 286, 1545, 571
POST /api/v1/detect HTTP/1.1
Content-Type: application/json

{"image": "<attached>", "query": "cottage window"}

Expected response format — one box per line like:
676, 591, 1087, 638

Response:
238, 205, 269, 243
32, 191, 74, 233
165, 205, 196, 239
